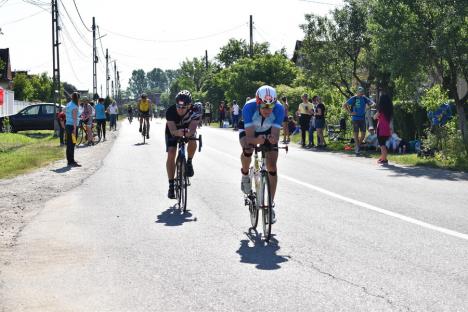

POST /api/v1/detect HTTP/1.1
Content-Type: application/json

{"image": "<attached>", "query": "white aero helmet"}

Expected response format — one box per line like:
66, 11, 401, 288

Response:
255, 85, 277, 106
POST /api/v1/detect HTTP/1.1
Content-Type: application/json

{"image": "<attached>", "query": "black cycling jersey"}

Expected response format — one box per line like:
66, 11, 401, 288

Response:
165, 104, 201, 136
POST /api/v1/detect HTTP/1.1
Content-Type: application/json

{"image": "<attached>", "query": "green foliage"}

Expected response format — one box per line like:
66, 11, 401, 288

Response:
393, 101, 428, 140
216, 38, 271, 67
300, 1, 371, 97
420, 84, 449, 112
213, 54, 298, 103
128, 69, 147, 98
423, 118, 467, 166
13, 73, 35, 101
2, 117, 10, 133
147, 68, 168, 92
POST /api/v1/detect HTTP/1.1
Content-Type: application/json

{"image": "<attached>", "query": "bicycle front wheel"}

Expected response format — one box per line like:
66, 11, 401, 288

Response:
176, 156, 188, 213
249, 168, 258, 228
260, 172, 273, 241
77, 127, 85, 145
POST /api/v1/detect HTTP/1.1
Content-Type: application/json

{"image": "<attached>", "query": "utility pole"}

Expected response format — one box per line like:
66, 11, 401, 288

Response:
116, 71, 120, 103
92, 17, 98, 99
249, 15, 253, 58
51, 0, 61, 113
105, 48, 109, 98
205, 50, 208, 69
113, 60, 117, 100
111, 81, 114, 100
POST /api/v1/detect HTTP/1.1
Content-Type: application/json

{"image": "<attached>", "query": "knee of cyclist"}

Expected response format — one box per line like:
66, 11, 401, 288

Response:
242, 149, 253, 157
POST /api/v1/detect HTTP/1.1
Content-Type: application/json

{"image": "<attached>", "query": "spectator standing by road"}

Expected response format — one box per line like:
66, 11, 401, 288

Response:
204, 101, 212, 125
297, 93, 313, 148
232, 100, 240, 130
343, 86, 375, 155
374, 93, 393, 164
65, 92, 81, 167
95, 97, 107, 141
281, 96, 290, 143
314, 95, 326, 148
56, 106, 66, 146
219, 101, 226, 128
108, 101, 119, 131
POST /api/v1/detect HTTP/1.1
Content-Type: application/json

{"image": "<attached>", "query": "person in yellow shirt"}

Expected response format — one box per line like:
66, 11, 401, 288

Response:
296, 93, 313, 147
138, 93, 152, 139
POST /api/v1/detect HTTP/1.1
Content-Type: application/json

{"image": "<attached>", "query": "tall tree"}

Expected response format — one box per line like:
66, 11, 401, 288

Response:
147, 68, 168, 92
216, 38, 271, 67
214, 54, 298, 102
12, 73, 34, 101
370, 0, 468, 144
300, 1, 371, 97
128, 69, 147, 98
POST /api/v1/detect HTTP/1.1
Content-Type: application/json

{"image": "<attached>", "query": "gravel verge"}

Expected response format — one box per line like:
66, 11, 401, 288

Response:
0, 128, 119, 253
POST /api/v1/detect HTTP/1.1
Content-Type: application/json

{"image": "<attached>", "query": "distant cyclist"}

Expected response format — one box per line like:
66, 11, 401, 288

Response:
138, 93, 152, 139
239, 85, 284, 223
127, 105, 133, 122
165, 90, 202, 199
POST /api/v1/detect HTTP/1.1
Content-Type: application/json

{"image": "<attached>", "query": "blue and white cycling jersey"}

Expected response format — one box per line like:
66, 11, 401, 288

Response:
242, 99, 285, 133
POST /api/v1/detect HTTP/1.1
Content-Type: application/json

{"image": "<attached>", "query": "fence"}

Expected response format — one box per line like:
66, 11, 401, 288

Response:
0, 90, 31, 117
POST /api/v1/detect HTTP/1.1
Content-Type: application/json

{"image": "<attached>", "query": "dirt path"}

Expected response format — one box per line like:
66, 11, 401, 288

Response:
0, 128, 120, 254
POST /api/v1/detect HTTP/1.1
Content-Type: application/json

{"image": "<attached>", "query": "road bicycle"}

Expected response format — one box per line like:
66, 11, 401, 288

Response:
141, 117, 149, 144
77, 119, 100, 145
245, 142, 288, 242
174, 133, 202, 213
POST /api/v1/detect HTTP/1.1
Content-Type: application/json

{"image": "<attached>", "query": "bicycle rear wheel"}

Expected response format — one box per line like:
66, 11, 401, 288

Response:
260, 172, 273, 241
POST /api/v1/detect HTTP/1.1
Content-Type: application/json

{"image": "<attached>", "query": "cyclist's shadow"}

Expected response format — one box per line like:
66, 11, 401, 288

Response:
155, 205, 197, 226
236, 228, 290, 270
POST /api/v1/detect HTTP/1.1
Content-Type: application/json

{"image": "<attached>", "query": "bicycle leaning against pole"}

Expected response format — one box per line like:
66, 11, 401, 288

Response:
244, 142, 288, 242
174, 131, 202, 213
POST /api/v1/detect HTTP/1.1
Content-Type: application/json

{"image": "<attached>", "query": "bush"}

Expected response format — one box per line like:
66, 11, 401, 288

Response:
422, 118, 467, 165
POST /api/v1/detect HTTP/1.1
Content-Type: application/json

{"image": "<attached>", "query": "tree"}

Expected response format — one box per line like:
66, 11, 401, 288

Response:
300, 1, 372, 97
213, 54, 298, 103
216, 38, 271, 67
12, 73, 34, 101
30, 73, 53, 102
63, 82, 78, 102
128, 69, 147, 98
178, 57, 209, 92
147, 68, 168, 92
370, 0, 468, 145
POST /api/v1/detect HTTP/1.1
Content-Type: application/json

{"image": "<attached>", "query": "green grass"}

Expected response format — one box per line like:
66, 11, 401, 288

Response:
0, 131, 63, 179
288, 131, 468, 172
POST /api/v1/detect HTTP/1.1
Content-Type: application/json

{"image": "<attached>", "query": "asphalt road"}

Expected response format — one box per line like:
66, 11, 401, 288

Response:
2, 120, 467, 312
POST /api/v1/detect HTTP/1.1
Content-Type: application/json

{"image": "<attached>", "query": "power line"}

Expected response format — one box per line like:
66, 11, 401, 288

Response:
71, 0, 91, 32
60, 20, 91, 59
58, 0, 91, 47
100, 23, 247, 43
298, 0, 340, 5
1, 9, 46, 26
59, 31, 85, 85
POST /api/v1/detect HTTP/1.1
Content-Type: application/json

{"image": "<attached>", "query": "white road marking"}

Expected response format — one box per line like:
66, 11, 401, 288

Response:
206, 145, 468, 241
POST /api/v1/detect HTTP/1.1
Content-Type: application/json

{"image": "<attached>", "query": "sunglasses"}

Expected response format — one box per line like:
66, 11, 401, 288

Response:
260, 102, 274, 109
176, 104, 189, 109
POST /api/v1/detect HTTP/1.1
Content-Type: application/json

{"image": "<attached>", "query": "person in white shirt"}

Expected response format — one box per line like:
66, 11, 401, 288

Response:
107, 102, 119, 131
232, 100, 240, 130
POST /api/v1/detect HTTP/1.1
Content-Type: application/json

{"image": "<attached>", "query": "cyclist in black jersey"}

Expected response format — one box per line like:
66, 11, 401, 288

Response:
165, 90, 202, 199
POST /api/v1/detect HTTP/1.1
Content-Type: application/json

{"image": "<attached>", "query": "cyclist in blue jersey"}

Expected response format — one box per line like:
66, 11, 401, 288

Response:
239, 85, 285, 222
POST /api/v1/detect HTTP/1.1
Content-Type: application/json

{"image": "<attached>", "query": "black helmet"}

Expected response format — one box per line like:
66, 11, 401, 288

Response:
141, 93, 147, 98
175, 90, 192, 105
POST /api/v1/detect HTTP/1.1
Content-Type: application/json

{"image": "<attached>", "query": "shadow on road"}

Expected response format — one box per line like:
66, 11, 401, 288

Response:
155, 205, 196, 226
236, 228, 290, 270
51, 166, 71, 174
382, 163, 468, 181
134, 142, 148, 146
